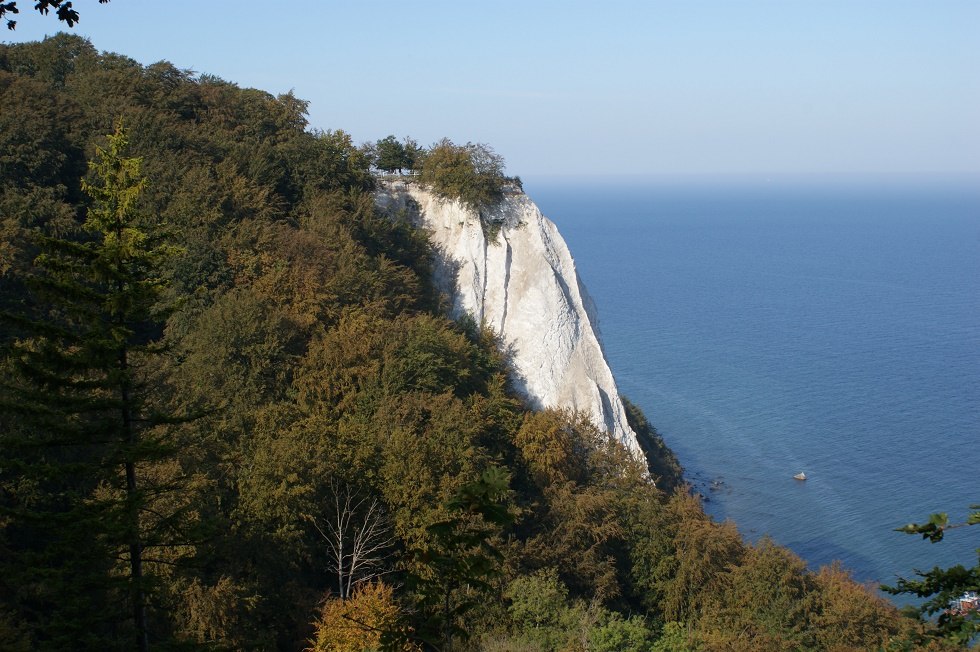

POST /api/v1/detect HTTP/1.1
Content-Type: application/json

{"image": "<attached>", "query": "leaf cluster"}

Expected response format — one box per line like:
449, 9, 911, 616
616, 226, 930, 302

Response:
884, 506, 980, 645
1, 0, 109, 30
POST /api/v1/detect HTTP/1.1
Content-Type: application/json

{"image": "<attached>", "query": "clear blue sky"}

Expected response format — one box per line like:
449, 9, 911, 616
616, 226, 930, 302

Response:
4, 0, 978, 183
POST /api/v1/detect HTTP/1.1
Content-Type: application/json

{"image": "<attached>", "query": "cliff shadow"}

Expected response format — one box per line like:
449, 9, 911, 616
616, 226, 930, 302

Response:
452, 301, 532, 411
375, 184, 533, 412
426, 241, 464, 318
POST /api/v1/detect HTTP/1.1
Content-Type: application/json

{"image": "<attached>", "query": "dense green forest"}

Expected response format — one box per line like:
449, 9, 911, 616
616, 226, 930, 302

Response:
0, 35, 962, 651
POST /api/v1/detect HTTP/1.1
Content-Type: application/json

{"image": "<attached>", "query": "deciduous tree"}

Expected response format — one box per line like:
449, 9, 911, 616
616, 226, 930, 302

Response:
418, 138, 506, 210
375, 134, 408, 174
310, 581, 416, 652
307, 481, 394, 600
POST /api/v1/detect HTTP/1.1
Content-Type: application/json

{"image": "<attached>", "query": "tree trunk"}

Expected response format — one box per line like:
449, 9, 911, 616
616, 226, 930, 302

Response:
120, 347, 148, 652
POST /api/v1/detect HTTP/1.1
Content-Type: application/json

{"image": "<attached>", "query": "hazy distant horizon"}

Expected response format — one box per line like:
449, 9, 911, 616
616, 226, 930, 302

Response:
522, 171, 980, 195
3, 1, 977, 180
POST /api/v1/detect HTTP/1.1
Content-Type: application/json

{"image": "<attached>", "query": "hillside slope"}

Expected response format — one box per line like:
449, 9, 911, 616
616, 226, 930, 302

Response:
376, 180, 641, 457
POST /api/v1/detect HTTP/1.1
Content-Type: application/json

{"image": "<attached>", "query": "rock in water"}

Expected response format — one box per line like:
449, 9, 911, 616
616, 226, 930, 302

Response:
376, 180, 642, 457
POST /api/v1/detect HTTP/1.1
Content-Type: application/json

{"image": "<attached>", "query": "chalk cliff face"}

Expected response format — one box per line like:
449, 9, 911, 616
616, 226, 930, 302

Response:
375, 180, 641, 456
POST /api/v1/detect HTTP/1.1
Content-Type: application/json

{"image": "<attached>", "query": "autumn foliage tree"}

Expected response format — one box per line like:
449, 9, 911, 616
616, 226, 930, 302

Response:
309, 582, 414, 652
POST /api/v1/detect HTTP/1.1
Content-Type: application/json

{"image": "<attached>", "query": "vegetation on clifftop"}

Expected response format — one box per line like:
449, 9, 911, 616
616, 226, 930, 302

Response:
415, 139, 508, 211
0, 34, 962, 651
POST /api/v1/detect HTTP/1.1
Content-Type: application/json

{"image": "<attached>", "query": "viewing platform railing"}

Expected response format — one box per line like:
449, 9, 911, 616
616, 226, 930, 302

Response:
372, 170, 420, 179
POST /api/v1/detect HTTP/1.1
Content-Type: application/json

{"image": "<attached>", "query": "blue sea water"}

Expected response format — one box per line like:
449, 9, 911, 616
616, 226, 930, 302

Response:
526, 179, 979, 594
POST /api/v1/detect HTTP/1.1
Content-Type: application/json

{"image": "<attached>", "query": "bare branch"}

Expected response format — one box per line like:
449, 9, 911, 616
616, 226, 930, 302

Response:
307, 480, 394, 599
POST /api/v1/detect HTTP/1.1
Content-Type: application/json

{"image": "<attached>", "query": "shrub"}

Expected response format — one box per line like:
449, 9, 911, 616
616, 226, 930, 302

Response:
310, 582, 413, 652
417, 138, 505, 210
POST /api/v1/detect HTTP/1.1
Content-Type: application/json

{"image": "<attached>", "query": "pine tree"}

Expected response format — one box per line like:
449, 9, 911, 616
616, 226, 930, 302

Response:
0, 123, 180, 651
403, 467, 515, 651
884, 506, 980, 645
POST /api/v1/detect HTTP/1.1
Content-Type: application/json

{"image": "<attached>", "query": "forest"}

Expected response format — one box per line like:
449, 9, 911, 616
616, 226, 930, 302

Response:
0, 34, 965, 651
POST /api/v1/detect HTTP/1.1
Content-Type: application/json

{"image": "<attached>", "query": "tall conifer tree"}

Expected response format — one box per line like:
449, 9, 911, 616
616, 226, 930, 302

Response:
0, 124, 178, 651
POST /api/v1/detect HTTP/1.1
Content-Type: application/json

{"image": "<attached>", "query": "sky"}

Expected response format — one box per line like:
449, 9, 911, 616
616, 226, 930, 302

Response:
3, 0, 979, 183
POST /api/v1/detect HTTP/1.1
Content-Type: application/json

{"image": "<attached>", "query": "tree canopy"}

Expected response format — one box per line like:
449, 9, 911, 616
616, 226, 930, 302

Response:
373, 134, 422, 175
417, 138, 508, 210
0, 34, 957, 651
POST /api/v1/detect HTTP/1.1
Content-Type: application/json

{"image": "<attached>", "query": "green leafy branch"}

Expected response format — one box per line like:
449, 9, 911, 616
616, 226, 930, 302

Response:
884, 504, 980, 645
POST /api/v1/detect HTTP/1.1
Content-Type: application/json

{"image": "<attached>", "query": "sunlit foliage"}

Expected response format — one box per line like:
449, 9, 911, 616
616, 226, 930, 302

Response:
0, 34, 947, 651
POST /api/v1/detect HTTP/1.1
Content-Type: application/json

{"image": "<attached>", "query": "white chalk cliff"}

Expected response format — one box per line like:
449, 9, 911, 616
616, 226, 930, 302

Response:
375, 180, 642, 457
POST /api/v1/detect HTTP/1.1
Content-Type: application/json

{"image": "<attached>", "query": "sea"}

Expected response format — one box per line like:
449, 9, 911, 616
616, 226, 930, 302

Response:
525, 178, 979, 598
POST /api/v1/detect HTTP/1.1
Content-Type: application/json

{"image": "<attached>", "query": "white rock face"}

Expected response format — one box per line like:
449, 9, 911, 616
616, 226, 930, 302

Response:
375, 180, 641, 456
